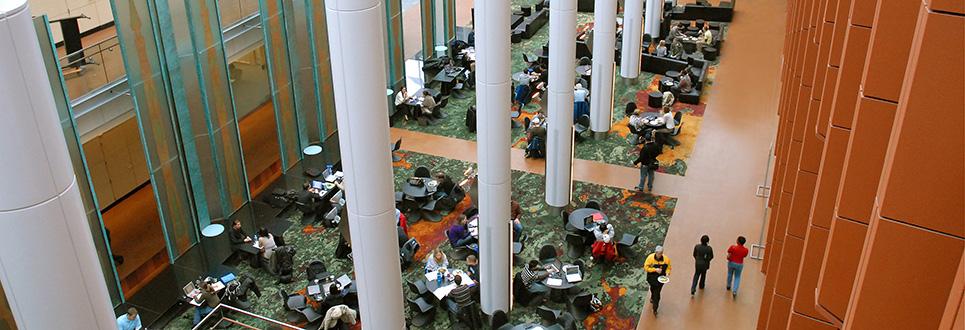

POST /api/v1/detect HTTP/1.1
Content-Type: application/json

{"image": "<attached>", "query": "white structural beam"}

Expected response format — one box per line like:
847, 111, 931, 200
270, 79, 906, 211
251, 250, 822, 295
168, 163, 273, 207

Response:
474, 0, 512, 315
645, 0, 663, 38
620, 0, 644, 78
0, 1, 116, 328
325, 0, 405, 327
546, 0, 576, 208
589, 0, 618, 135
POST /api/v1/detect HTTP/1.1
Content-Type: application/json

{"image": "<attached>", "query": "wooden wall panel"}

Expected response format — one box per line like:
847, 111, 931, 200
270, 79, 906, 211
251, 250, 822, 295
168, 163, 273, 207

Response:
789, 313, 838, 330
810, 127, 849, 229
835, 97, 896, 224
860, 0, 921, 102
848, 220, 964, 329
792, 226, 831, 322
788, 172, 818, 238
828, 26, 871, 129
767, 295, 794, 330
847, 0, 877, 28
925, 0, 965, 15
816, 217, 867, 321
877, 10, 965, 238
776, 236, 806, 297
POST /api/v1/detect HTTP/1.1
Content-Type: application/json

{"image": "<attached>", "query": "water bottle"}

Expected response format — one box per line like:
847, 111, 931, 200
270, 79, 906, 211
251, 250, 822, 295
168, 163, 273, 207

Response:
325, 164, 334, 177
436, 271, 443, 286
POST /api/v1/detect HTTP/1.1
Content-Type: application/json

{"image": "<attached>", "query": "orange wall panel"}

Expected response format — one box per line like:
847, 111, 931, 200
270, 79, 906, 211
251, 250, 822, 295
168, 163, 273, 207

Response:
792, 226, 832, 323
835, 97, 896, 224
848, 0, 878, 28
816, 67, 839, 136
828, 0, 852, 66
925, 0, 965, 15
782, 141, 804, 193
788, 172, 819, 238
801, 100, 825, 172
860, 0, 921, 102
776, 236, 806, 298
767, 295, 794, 330
810, 127, 850, 229
848, 220, 964, 329
829, 26, 871, 129
877, 11, 965, 238
789, 312, 838, 330
811, 23, 834, 99
774, 192, 794, 242
792, 87, 814, 142
816, 217, 867, 322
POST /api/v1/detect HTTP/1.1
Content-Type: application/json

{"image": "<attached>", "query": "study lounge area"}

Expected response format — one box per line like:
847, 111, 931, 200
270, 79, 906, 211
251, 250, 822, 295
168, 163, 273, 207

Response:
1, 0, 962, 329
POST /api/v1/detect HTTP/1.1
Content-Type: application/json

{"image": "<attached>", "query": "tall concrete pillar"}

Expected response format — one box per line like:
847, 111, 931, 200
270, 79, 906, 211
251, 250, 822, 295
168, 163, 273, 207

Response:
590, 0, 618, 136
644, 0, 662, 38
0, 1, 116, 328
324, 0, 405, 327
620, 0, 644, 78
474, 0, 512, 314
546, 0, 576, 209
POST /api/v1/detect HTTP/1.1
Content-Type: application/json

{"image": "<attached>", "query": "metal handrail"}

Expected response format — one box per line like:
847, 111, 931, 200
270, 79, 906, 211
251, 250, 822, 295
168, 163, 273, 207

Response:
58, 35, 119, 67
192, 304, 305, 330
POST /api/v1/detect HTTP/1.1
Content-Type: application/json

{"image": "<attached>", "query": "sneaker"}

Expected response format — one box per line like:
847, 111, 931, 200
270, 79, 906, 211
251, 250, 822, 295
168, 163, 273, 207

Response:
690, 290, 695, 296
733, 292, 738, 299
726, 286, 731, 291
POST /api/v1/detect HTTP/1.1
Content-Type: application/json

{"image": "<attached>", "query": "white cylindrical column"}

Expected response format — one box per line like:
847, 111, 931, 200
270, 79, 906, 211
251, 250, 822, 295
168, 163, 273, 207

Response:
589, 0, 618, 135
620, 0, 644, 78
546, 0, 576, 209
0, 1, 116, 328
433, 0, 446, 47
644, 0, 662, 38
325, 0, 405, 328
474, 0, 512, 315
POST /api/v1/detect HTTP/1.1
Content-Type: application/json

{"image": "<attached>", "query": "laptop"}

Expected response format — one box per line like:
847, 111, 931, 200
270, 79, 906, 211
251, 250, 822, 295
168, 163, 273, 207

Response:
183, 282, 200, 299
307, 284, 321, 296
564, 265, 582, 283
311, 180, 325, 190
220, 273, 237, 284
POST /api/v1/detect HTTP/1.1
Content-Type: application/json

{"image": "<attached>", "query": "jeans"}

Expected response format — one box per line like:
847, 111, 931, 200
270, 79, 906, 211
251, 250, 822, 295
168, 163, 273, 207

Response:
528, 282, 550, 294
647, 278, 664, 310
691, 268, 708, 293
513, 221, 523, 241
727, 262, 744, 294
453, 236, 476, 248
637, 165, 656, 190
193, 305, 214, 325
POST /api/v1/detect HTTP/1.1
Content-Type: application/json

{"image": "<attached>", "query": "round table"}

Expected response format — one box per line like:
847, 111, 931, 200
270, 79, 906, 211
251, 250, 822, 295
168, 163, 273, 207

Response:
665, 70, 681, 80
647, 91, 664, 108
642, 114, 665, 128
401, 181, 432, 198
567, 208, 608, 231
659, 77, 676, 92
541, 265, 578, 290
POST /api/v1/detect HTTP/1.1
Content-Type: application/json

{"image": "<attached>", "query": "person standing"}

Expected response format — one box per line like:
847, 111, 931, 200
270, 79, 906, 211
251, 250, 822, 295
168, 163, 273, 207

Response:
645, 246, 672, 314
633, 135, 662, 192
726, 236, 749, 298
691, 235, 714, 295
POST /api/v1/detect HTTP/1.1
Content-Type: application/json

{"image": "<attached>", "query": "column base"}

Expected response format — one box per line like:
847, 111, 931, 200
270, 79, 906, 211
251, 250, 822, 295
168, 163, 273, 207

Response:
593, 131, 608, 140
546, 204, 564, 216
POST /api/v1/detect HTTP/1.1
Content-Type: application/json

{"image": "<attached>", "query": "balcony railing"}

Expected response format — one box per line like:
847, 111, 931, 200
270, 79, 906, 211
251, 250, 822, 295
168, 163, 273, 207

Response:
192, 304, 305, 330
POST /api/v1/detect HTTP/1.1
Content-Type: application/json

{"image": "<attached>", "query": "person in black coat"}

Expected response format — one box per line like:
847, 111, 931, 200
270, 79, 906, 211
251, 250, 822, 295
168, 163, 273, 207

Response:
633, 136, 663, 192
229, 219, 259, 266
691, 235, 714, 295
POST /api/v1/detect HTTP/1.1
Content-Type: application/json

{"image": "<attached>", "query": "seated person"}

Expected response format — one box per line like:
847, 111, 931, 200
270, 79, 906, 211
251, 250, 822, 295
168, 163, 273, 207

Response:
425, 248, 450, 273
116, 307, 142, 330
573, 83, 590, 121
296, 182, 320, 215
228, 219, 258, 266
396, 209, 408, 236
417, 91, 437, 126
465, 255, 479, 281
677, 72, 693, 93
446, 275, 478, 314
321, 284, 345, 311
193, 281, 221, 325
511, 200, 524, 242
655, 106, 681, 147
394, 87, 411, 120
655, 40, 668, 57
661, 91, 676, 109
667, 22, 687, 42
697, 25, 714, 51
447, 215, 477, 249
520, 260, 551, 294
432, 171, 455, 192
514, 83, 533, 109
257, 227, 278, 265
591, 223, 619, 262
669, 37, 684, 59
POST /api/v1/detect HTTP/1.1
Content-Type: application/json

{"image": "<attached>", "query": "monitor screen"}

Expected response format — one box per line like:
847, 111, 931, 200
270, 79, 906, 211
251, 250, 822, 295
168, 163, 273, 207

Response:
311, 180, 324, 190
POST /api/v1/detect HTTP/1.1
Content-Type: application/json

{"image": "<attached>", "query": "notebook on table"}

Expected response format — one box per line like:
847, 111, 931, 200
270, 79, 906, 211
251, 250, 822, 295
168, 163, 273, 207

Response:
563, 265, 582, 283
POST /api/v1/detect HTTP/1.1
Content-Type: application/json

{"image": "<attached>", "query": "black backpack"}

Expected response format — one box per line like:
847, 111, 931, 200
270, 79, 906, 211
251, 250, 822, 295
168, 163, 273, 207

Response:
272, 246, 296, 283
527, 136, 545, 158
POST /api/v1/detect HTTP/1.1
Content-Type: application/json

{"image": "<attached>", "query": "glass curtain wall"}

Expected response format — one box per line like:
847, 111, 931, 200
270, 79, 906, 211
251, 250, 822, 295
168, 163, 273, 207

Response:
258, 0, 302, 171
307, 0, 338, 138
32, 15, 123, 306
385, 0, 406, 91
108, 0, 199, 258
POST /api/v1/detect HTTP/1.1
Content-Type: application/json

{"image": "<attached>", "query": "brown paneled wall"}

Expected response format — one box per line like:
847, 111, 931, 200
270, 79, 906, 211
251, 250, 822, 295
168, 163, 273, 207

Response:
758, 0, 965, 329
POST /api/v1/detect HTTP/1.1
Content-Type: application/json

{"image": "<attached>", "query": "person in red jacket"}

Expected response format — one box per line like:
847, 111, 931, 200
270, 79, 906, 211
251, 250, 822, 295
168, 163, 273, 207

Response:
726, 236, 749, 299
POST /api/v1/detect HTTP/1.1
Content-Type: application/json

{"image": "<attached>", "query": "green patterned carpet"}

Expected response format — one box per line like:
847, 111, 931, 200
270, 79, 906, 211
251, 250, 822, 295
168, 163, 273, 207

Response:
393, 1, 729, 176
165, 151, 676, 329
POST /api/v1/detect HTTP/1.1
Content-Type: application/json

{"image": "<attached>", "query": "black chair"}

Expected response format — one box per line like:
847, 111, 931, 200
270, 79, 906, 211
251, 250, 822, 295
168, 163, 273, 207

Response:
299, 306, 323, 323
617, 232, 640, 257
574, 114, 591, 142
671, 111, 684, 136
539, 245, 557, 262
306, 261, 327, 281
584, 200, 601, 211
407, 296, 437, 327
414, 166, 431, 178
565, 233, 586, 259
279, 290, 306, 323
390, 138, 403, 162
406, 279, 429, 297
537, 306, 561, 324
569, 292, 594, 321
524, 117, 531, 129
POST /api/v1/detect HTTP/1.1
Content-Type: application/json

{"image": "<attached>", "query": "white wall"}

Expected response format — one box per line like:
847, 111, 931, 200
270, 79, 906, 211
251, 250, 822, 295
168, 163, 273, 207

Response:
29, 0, 115, 43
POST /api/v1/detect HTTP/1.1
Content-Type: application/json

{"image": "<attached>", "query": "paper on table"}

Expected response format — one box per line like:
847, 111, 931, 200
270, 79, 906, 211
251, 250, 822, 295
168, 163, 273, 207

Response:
546, 278, 563, 286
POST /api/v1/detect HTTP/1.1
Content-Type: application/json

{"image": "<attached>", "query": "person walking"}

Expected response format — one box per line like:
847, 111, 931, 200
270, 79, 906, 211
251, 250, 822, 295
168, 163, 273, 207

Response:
726, 236, 749, 299
691, 235, 714, 295
633, 135, 662, 192
645, 246, 672, 315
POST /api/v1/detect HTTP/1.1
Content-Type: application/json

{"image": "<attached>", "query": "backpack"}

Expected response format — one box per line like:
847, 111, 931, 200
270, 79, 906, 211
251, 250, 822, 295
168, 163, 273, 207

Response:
272, 246, 296, 283
400, 238, 421, 270
526, 136, 545, 158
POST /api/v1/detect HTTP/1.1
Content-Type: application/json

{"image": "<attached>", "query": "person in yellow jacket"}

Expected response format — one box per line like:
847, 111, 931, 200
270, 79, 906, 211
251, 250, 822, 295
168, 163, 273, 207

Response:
644, 245, 672, 315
